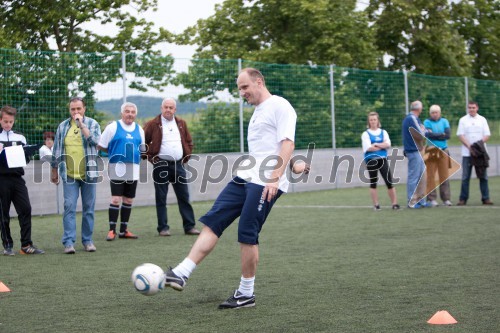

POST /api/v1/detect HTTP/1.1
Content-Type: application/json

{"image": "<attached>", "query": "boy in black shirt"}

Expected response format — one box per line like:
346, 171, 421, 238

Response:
0, 105, 44, 255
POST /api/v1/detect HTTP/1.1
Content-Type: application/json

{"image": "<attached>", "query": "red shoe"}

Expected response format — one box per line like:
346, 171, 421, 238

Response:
118, 230, 138, 239
106, 230, 116, 241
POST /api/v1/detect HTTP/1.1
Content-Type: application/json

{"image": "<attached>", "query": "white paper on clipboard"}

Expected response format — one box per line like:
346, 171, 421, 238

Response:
4, 145, 27, 168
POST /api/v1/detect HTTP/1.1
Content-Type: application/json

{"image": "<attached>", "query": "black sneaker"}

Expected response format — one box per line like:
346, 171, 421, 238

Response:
373, 204, 381, 211
165, 267, 187, 291
218, 290, 256, 309
392, 204, 400, 210
20, 245, 45, 255
3, 248, 15, 256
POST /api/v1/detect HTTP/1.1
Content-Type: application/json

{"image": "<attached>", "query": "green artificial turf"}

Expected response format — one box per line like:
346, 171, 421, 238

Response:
1, 178, 499, 333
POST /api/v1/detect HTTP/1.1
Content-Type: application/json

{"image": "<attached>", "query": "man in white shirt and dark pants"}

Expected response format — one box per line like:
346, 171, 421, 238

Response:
456, 101, 493, 205
143, 98, 200, 236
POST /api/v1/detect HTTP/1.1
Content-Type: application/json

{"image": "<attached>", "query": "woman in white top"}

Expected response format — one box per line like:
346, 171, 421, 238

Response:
39, 131, 54, 159
361, 112, 399, 210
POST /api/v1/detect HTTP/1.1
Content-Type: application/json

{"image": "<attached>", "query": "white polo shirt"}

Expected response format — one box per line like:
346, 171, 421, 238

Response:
456, 113, 490, 157
159, 116, 183, 161
236, 95, 297, 192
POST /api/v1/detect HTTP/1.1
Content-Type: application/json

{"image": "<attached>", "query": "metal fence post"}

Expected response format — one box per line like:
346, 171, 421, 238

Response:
238, 58, 244, 153
464, 77, 469, 114
329, 64, 338, 189
403, 70, 409, 115
122, 51, 127, 104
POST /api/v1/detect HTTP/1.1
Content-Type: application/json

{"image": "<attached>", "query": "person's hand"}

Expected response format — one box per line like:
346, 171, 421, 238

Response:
51, 168, 59, 185
73, 113, 83, 123
292, 161, 310, 174
263, 181, 279, 202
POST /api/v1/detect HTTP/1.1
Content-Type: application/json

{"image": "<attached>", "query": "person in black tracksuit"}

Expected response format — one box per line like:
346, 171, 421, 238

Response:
0, 105, 44, 255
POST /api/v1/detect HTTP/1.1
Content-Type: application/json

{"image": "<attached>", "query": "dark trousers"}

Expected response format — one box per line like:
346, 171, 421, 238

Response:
459, 156, 489, 202
0, 175, 32, 249
152, 160, 195, 233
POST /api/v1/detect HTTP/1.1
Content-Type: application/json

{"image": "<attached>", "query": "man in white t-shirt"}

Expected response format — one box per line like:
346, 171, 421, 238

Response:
98, 102, 145, 240
456, 101, 492, 205
164, 68, 301, 309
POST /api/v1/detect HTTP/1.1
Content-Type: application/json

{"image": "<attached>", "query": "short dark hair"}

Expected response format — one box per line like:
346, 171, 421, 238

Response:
43, 131, 55, 140
468, 101, 478, 107
0, 105, 17, 119
70, 96, 86, 107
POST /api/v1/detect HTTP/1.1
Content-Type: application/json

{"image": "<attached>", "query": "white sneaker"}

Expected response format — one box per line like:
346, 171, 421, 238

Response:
84, 243, 96, 252
443, 200, 452, 206
64, 245, 76, 254
429, 200, 439, 207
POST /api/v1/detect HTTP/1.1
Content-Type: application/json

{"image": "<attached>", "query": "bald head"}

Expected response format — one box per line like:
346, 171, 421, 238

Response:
410, 101, 423, 116
237, 68, 271, 106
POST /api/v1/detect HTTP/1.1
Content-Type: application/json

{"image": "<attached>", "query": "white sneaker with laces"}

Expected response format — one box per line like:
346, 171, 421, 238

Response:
64, 245, 76, 254
429, 200, 439, 207
84, 243, 96, 252
443, 200, 452, 206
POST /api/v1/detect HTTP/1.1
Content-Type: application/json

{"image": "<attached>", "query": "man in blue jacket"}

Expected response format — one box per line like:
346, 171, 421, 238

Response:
402, 101, 429, 208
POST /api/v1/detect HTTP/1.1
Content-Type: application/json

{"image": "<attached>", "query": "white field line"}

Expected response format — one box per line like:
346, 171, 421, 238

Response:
273, 205, 500, 209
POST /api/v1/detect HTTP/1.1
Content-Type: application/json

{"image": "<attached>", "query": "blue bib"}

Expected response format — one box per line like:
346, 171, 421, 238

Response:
108, 121, 141, 164
364, 130, 387, 161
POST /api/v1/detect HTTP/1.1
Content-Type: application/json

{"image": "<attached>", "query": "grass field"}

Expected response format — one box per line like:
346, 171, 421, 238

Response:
1, 178, 499, 333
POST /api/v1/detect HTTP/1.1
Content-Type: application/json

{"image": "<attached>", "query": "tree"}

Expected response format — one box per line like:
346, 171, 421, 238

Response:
178, 0, 379, 68
0, 0, 174, 143
175, 0, 382, 150
451, 0, 500, 80
367, 0, 472, 77
190, 103, 252, 153
0, 0, 172, 53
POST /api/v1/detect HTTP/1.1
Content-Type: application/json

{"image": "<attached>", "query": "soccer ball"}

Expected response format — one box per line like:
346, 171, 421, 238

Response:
131, 263, 166, 296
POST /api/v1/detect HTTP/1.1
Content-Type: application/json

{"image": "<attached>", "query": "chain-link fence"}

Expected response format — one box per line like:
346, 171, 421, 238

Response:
1, 48, 498, 153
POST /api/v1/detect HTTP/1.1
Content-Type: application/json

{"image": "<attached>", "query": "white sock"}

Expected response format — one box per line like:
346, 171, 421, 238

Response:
172, 258, 196, 278
238, 276, 255, 296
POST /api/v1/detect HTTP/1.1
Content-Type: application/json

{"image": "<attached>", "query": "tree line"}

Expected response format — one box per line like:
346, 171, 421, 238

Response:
0, 0, 498, 151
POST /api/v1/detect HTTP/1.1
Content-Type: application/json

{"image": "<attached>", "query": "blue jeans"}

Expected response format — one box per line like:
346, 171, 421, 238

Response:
406, 151, 425, 205
62, 177, 96, 247
459, 156, 489, 202
153, 161, 195, 233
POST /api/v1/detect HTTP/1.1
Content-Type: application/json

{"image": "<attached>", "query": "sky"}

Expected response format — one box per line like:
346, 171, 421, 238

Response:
151, 0, 224, 59
89, 0, 225, 100
92, 0, 225, 59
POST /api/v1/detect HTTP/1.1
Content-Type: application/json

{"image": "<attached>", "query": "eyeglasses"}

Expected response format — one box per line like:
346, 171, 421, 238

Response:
74, 129, 79, 135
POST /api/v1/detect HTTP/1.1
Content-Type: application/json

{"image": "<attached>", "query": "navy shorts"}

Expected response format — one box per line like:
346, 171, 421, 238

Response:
199, 177, 282, 245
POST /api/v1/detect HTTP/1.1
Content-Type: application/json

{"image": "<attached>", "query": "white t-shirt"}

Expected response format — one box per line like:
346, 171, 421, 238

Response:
236, 95, 297, 192
39, 145, 53, 159
361, 128, 391, 153
159, 116, 183, 161
99, 120, 145, 180
456, 114, 490, 157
